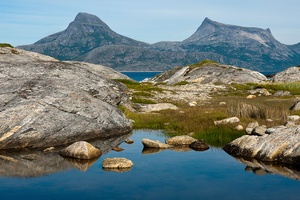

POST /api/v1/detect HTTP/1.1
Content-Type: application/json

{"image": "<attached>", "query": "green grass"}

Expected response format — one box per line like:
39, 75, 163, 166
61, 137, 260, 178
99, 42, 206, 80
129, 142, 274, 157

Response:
189, 60, 219, 70
0, 43, 14, 48
131, 97, 156, 104
232, 82, 300, 95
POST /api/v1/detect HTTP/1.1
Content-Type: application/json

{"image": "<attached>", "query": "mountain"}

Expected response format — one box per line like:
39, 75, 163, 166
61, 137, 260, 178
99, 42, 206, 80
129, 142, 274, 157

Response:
19, 12, 147, 60
19, 13, 300, 72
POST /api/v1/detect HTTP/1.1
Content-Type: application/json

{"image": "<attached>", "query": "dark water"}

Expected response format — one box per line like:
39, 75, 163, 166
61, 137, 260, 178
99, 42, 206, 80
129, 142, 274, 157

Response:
0, 130, 299, 200
121, 71, 161, 81
122, 71, 278, 82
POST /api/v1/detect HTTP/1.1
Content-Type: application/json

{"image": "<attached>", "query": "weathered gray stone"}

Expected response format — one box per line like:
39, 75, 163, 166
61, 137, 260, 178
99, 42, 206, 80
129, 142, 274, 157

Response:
149, 63, 267, 85
285, 121, 296, 127
60, 141, 101, 160
272, 66, 300, 83
223, 125, 300, 166
273, 90, 291, 97
189, 140, 210, 151
139, 103, 178, 113
0, 47, 133, 149
251, 125, 267, 136
287, 115, 300, 122
142, 138, 173, 149
245, 122, 259, 134
165, 135, 197, 146
102, 157, 133, 169
290, 101, 300, 111
214, 117, 240, 125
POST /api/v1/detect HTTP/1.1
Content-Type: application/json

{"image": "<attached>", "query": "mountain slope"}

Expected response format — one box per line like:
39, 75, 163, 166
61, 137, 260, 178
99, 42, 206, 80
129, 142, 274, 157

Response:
19, 12, 148, 60
179, 18, 299, 71
18, 13, 300, 72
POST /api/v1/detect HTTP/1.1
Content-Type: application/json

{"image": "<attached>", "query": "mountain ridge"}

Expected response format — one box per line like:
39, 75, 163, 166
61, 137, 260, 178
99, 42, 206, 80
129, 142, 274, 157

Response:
18, 12, 300, 72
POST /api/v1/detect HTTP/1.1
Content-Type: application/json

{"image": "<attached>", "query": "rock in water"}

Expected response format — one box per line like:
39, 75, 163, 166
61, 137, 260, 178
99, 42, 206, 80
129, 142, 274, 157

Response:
60, 141, 101, 160
223, 125, 300, 166
142, 138, 173, 149
165, 135, 197, 146
102, 157, 133, 169
189, 140, 209, 151
0, 47, 132, 149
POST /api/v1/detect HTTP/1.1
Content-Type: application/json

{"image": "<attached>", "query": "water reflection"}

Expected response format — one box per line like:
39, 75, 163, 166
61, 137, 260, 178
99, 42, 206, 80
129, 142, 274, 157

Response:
232, 156, 300, 180
0, 133, 131, 178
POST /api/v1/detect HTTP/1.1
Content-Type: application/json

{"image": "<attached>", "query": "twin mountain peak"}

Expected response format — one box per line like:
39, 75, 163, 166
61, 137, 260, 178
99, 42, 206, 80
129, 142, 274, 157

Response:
19, 12, 300, 72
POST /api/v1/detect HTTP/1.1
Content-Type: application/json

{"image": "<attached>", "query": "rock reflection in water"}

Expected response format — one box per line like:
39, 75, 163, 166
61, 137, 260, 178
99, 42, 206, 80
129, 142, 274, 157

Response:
234, 156, 300, 180
142, 147, 166, 155
0, 133, 131, 178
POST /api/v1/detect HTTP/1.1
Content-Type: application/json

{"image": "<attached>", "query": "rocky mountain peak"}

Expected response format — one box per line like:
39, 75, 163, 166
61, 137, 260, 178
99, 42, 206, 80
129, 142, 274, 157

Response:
73, 12, 109, 28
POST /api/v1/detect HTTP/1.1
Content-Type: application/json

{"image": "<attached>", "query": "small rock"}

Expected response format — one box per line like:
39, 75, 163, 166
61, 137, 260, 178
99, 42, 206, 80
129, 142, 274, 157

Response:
189, 140, 209, 151
142, 138, 173, 149
102, 157, 133, 169
189, 102, 197, 107
219, 102, 226, 105
287, 115, 300, 122
266, 119, 273, 122
234, 125, 244, 131
273, 90, 291, 97
125, 139, 134, 144
214, 117, 240, 125
285, 121, 296, 127
246, 95, 256, 99
290, 101, 300, 111
245, 122, 259, 134
43, 147, 55, 152
165, 135, 197, 146
112, 146, 124, 152
139, 103, 178, 112
60, 141, 101, 160
251, 125, 267, 136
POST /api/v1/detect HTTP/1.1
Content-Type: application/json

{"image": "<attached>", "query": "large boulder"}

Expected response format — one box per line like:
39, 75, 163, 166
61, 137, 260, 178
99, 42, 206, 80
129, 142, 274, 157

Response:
165, 135, 197, 146
59, 141, 101, 160
148, 62, 267, 85
142, 138, 173, 149
0, 47, 133, 149
223, 125, 300, 166
271, 66, 300, 82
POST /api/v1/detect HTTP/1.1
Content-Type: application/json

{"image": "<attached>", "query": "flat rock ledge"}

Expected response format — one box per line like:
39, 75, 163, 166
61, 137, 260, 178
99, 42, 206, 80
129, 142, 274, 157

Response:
223, 125, 300, 166
165, 135, 197, 146
102, 157, 133, 169
59, 141, 101, 160
142, 138, 173, 149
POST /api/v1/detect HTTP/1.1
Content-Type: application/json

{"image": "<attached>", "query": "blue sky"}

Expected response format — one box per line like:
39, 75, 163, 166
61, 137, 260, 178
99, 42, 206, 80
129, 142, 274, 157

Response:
1, 0, 300, 46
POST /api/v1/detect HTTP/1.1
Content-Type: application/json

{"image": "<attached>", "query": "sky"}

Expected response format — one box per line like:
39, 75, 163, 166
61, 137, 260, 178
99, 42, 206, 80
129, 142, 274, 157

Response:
1, 0, 300, 46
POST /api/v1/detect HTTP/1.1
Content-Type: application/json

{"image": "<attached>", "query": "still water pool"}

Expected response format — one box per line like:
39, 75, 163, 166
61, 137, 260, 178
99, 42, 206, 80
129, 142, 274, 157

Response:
0, 130, 299, 200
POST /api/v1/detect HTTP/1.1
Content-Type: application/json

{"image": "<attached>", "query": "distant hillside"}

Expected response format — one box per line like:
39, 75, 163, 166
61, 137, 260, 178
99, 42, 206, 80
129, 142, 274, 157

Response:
19, 12, 300, 72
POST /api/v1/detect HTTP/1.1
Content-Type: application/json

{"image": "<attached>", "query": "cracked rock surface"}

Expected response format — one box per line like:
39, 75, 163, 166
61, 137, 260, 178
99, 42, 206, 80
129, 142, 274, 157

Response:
0, 47, 133, 149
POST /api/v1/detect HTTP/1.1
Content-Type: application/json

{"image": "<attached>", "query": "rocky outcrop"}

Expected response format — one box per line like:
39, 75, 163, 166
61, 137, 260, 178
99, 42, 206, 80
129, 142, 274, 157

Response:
142, 138, 173, 149
165, 135, 197, 146
0, 47, 133, 149
59, 141, 101, 159
148, 62, 267, 85
271, 66, 300, 82
223, 125, 300, 166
